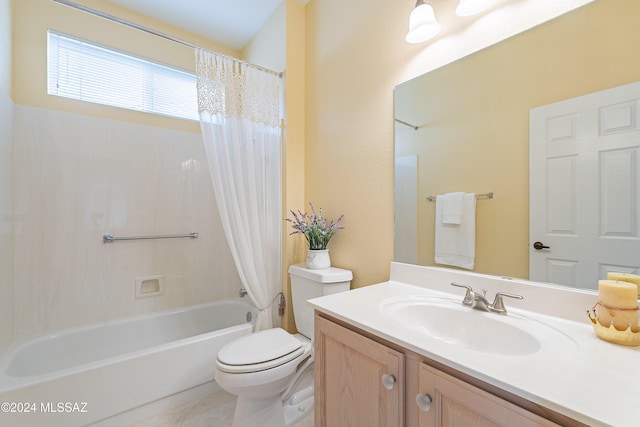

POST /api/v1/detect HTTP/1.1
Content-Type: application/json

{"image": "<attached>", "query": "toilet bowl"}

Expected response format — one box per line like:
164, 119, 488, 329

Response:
215, 264, 352, 427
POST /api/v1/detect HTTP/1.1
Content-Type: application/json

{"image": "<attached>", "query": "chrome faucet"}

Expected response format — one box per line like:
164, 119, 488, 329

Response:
450, 282, 523, 315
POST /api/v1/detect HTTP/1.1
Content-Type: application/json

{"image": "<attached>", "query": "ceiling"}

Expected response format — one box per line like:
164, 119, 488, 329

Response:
104, 0, 284, 50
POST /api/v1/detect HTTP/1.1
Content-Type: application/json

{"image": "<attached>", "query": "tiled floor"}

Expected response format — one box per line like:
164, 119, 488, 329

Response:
129, 390, 314, 427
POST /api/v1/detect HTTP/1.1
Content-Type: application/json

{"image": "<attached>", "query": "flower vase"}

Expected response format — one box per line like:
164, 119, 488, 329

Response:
306, 249, 331, 269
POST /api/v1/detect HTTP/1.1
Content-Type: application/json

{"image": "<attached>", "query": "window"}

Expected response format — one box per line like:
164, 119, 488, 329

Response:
47, 30, 198, 121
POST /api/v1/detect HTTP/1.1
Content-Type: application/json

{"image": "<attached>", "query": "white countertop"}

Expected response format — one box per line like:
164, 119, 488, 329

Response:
308, 262, 640, 427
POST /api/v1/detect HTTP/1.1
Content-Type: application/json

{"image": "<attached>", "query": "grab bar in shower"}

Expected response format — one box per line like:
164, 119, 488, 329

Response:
103, 232, 198, 244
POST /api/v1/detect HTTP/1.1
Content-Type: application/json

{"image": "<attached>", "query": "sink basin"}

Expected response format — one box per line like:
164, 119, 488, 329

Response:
380, 295, 574, 356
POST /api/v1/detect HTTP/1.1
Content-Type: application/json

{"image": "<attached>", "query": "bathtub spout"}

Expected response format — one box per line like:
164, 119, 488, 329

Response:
239, 288, 248, 298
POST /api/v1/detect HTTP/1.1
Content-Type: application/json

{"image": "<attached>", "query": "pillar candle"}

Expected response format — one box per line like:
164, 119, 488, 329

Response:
607, 272, 640, 296
597, 280, 639, 330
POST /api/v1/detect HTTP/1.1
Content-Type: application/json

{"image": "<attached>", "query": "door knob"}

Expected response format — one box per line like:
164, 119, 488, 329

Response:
381, 374, 396, 390
416, 393, 432, 411
533, 241, 550, 250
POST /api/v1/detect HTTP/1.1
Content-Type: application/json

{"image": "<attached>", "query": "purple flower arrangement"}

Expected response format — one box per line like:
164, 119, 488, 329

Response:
286, 203, 344, 250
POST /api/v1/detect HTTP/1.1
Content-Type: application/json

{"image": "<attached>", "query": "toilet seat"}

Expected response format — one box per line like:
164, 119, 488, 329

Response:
217, 328, 306, 374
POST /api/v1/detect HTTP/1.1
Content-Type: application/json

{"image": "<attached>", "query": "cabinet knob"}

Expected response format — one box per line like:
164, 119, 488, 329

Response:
415, 393, 432, 412
381, 374, 396, 390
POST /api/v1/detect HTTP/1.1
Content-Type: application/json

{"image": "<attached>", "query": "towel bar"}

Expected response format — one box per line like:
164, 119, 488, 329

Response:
426, 192, 493, 202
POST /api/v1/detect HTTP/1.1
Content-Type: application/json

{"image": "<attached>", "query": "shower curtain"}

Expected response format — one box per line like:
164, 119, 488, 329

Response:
195, 49, 282, 330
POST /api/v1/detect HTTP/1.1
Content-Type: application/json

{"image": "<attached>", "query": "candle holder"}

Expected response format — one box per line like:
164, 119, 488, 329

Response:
587, 308, 640, 347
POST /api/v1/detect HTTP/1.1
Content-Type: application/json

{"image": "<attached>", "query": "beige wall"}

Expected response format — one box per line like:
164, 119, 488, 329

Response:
304, 0, 605, 288
394, 0, 640, 279
305, 0, 400, 288
282, 0, 307, 331
242, 1, 286, 73
12, 0, 238, 133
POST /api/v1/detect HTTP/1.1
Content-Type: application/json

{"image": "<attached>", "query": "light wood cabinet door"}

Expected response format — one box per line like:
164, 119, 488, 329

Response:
416, 363, 560, 427
314, 315, 405, 427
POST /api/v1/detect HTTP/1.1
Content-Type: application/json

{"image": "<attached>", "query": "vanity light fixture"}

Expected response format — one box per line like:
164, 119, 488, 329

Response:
405, 0, 441, 44
455, 0, 497, 17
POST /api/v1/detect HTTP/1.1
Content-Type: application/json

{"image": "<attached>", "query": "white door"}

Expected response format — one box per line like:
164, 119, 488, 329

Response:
530, 82, 640, 289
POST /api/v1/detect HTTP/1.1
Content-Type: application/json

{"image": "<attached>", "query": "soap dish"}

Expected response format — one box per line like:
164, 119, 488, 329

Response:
587, 309, 640, 347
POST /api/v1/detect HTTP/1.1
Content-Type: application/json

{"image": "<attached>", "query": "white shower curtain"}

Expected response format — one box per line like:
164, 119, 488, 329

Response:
195, 49, 282, 330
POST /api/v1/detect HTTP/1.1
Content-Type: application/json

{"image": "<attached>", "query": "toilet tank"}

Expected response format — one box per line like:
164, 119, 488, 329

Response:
288, 264, 352, 339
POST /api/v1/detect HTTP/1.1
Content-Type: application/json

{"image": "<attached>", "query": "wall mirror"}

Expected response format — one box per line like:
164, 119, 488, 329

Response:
394, 0, 640, 290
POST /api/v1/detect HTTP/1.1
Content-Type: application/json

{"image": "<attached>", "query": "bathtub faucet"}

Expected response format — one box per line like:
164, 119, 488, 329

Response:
239, 288, 248, 298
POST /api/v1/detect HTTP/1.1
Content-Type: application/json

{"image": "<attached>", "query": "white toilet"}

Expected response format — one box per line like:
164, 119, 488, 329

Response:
215, 264, 352, 427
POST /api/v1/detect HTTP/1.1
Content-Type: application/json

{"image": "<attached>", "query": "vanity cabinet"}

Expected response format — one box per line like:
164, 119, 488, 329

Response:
315, 313, 576, 427
314, 315, 404, 426
416, 362, 559, 426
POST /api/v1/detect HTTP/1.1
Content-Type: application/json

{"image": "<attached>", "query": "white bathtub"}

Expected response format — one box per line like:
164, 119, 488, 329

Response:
0, 299, 257, 427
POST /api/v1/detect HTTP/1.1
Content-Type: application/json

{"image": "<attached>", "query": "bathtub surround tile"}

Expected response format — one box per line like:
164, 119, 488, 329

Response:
0, 87, 14, 355
11, 105, 243, 339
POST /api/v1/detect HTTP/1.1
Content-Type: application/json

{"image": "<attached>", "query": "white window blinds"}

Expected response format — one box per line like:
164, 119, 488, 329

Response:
47, 30, 198, 121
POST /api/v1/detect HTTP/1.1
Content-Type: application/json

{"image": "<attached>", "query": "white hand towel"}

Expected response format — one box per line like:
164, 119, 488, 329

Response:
441, 192, 464, 225
435, 193, 476, 270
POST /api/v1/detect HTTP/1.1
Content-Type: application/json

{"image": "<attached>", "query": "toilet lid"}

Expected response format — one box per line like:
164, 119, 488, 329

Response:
217, 328, 304, 371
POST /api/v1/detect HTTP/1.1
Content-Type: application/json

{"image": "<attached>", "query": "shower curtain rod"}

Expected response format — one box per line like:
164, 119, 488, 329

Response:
50, 0, 283, 78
